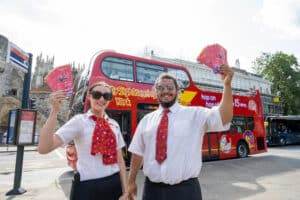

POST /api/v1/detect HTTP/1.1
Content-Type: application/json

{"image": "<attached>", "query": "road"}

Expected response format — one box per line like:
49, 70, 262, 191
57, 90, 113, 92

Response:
0, 145, 300, 200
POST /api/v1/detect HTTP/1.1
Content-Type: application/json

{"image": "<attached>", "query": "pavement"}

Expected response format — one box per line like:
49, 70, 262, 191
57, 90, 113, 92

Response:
0, 145, 145, 200
0, 145, 71, 200
1, 168, 146, 200
1, 145, 300, 200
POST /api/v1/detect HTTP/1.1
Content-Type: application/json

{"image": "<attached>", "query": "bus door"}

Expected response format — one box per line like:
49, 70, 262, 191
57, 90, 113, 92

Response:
137, 103, 158, 122
202, 132, 220, 161
107, 110, 131, 166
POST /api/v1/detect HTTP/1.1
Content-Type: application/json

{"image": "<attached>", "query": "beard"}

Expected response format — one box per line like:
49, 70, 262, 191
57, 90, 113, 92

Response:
159, 96, 177, 108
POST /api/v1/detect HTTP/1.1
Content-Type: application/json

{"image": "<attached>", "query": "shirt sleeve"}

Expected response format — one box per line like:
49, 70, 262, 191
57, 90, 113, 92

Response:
205, 106, 231, 132
55, 115, 83, 146
128, 117, 145, 156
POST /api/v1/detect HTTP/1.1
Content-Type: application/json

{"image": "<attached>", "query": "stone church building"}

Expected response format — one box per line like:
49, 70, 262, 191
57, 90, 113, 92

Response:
0, 51, 83, 141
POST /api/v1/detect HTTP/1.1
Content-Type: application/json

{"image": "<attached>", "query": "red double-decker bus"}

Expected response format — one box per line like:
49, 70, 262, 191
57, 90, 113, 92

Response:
66, 50, 267, 168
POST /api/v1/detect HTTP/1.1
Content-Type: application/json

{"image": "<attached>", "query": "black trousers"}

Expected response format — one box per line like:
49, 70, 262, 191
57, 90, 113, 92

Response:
142, 177, 202, 200
70, 172, 122, 200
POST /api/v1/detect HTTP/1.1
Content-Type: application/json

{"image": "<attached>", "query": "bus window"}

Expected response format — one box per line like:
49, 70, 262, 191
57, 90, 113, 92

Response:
266, 115, 300, 146
230, 116, 246, 133
247, 117, 254, 131
70, 88, 86, 116
69, 66, 90, 117
167, 67, 190, 88
136, 62, 164, 84
101, 56, 134, 81
288, 120, 300, 134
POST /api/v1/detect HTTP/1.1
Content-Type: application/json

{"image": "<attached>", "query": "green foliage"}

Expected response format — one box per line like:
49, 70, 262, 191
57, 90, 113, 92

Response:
253, 52, 300, 115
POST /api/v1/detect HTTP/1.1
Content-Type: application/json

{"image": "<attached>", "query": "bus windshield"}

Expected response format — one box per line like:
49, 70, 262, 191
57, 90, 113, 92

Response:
266, 115, 300, 146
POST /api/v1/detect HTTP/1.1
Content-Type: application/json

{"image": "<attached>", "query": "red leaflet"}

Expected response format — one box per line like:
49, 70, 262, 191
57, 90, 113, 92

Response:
45, 64, 73, 95
197, 43, 228, 74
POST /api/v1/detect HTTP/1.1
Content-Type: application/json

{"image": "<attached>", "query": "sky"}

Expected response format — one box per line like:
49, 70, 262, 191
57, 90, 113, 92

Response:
1, 0, 300, 73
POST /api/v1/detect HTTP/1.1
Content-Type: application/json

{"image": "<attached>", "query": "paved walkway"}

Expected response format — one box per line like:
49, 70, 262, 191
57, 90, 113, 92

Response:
1, 145, 300, 200
0, 167, 145, 200
0, 145, 145, 200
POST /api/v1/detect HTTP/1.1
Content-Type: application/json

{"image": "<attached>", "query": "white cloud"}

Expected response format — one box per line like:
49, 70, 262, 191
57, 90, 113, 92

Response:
259, 0, 300, 39
1, 0, 300, 73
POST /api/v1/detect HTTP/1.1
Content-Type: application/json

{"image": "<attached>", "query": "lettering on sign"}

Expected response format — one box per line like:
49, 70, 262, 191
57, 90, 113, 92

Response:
113, 86, 155, 98
201, 94, 219, 108
112, 86, 155, 107
201, 94, 217, 101
205, 102, 219, 108
233, 98, 247, 108
115, 97, 131, 107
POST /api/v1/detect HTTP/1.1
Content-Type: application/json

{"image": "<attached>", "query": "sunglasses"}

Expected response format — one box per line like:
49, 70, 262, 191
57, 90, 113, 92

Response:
155, 85, 175, 91
90, 91, 112, 100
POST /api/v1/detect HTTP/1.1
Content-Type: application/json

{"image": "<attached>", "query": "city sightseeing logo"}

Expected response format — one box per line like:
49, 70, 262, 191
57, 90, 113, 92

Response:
243, 130, 255, 145
220, 135, 232, 154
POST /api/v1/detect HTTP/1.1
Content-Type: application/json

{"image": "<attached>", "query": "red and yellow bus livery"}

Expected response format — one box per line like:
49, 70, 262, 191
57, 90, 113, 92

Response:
66, 50, 267, 168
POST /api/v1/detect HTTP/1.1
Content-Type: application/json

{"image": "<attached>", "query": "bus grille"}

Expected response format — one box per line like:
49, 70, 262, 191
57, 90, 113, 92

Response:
256, 137, 265, 150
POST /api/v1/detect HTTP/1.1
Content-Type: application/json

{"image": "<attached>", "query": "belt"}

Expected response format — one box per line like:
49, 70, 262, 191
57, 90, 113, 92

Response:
77, 172, 120, 183
145, 177, 198, 187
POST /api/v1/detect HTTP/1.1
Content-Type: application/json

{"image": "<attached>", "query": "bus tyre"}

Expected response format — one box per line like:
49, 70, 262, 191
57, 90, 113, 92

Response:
237, 141, 249, 158
280, 138, 286, 146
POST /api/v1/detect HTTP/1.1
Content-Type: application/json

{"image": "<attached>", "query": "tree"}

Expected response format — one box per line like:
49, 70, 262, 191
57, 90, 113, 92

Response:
253, 52, 300, 115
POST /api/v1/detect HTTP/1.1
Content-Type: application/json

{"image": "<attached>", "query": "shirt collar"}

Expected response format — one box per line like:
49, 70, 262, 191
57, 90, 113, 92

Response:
87, 110, 109, 120
158, 101, 180, 114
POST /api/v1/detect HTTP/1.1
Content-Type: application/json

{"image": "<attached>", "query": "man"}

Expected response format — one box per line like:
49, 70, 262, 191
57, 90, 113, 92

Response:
127, 64, 234, 200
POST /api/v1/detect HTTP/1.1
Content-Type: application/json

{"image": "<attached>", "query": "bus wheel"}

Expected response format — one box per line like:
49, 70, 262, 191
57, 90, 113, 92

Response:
237, 141, 248, 158
280, 138, 286, 146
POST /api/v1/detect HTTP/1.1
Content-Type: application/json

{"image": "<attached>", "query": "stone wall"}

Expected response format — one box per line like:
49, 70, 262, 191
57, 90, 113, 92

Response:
31, 90, 72, 133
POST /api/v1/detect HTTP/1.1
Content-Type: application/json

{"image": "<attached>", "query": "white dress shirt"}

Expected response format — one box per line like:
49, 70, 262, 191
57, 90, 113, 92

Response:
56, 110, 125, 181
129, 102, 230, 185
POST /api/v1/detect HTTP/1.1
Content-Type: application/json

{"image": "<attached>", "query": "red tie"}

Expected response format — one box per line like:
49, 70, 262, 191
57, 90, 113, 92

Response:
156, 109, 170, 164
90, 116, 118, 165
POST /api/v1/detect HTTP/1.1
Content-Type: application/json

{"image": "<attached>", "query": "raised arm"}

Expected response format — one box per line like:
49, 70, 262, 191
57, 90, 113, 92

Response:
38, 91, 67, 154
218, 65, 234, 125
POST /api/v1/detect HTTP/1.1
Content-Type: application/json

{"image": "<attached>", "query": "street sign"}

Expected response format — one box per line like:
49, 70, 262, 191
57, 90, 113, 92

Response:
15, 109, 37, 145
7, 41, 30, 72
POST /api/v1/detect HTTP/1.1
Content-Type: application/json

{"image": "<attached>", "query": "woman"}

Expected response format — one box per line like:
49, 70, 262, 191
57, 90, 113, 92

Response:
38, 81, 128, 200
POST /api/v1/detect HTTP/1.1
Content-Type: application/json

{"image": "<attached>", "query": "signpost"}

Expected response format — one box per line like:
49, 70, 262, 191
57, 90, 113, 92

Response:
6, 49, 34, 196
7, 41, 30, 72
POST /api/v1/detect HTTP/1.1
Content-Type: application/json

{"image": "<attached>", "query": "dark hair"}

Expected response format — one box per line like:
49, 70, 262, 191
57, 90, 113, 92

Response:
89, 81, 112, 94
154, 72, 179, 90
